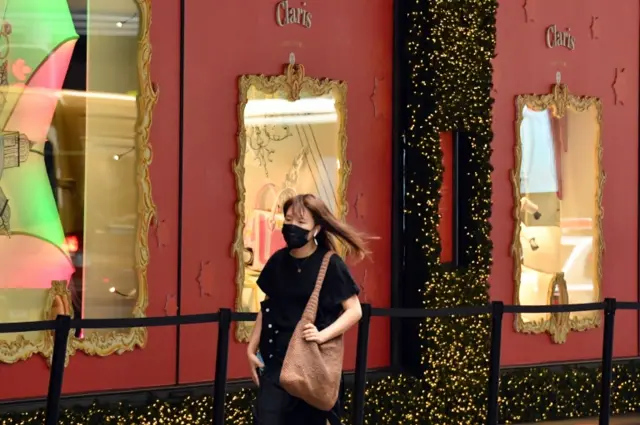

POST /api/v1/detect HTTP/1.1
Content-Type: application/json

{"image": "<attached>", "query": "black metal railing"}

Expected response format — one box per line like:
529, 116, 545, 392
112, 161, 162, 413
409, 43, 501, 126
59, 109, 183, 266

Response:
0, 299, 632, 425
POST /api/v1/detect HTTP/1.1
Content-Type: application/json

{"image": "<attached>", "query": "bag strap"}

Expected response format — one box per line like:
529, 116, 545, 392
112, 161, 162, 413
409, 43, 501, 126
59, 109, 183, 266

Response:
301, 251, 334, 323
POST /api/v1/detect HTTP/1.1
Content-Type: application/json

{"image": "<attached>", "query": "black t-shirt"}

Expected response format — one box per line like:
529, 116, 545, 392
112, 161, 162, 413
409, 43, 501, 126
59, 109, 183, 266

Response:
257, 246, 359, 366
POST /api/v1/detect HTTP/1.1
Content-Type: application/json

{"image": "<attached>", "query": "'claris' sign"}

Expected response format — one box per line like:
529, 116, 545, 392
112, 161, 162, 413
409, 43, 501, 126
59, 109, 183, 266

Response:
276, 0, 312, 29
546, 25, 575, 51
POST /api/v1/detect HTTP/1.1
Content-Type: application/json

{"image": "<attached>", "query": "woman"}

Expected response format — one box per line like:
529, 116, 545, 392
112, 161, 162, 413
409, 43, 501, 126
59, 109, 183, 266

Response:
246, 193, 367, 425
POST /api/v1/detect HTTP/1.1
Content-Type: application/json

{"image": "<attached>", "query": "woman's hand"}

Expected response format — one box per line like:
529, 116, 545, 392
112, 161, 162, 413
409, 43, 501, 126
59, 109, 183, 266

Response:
247, 352, 264, 386
305, 295, 362, 344
303, 323, 327, 344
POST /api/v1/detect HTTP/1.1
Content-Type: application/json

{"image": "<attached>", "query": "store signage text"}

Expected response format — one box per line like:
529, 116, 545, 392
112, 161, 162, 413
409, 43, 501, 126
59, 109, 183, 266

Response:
546, 25, 575, 51
276, 1, 312, 29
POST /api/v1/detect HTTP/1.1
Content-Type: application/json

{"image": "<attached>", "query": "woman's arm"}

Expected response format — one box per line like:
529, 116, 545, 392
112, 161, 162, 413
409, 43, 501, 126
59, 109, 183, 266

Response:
247, 311, 264, 386
316, 295, 362, 343
247, 311, 263, 355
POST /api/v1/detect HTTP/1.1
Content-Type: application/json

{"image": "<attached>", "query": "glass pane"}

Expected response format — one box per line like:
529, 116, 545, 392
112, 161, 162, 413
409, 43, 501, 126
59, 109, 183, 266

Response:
241, 90, 343, 313
0, 0, 141, 360
517, 104, 600, 325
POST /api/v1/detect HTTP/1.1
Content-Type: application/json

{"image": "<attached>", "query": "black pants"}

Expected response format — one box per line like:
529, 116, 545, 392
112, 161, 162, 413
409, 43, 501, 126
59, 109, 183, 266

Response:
255, 375, 341, 425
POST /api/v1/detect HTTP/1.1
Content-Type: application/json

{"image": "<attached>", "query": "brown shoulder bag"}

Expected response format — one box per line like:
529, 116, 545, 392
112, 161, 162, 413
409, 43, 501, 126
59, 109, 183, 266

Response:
280, 251, 344, 411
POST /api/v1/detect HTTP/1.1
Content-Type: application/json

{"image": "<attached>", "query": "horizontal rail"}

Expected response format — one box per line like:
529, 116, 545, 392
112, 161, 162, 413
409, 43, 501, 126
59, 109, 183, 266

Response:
371, 305, 492, 317
2, 301, 639, 334
0, 300, 625, 425
503, 302, 605, 314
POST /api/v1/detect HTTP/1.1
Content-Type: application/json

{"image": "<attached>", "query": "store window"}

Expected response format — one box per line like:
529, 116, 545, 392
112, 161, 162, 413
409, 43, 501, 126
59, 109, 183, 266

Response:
513, 85, 603, 343
0, 0, 155, 363
232, 65, 349, 342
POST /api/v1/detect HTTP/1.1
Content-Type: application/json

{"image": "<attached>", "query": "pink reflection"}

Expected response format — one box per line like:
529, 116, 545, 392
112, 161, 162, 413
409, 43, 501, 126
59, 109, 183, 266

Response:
0, 40, 77, 289
0, 235, 74, 289
5, 40, 77, 143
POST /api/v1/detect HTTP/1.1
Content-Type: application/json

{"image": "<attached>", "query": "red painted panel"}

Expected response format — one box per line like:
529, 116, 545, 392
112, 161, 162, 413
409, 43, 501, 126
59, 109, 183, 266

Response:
180, 0, 393, 382
439, 132, 454, 263
0, 2, 181, 398
491, 1, 639, 365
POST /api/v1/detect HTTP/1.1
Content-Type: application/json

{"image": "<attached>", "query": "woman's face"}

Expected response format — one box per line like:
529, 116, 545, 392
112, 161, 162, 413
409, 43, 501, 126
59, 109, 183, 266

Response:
284, 205, 318, 237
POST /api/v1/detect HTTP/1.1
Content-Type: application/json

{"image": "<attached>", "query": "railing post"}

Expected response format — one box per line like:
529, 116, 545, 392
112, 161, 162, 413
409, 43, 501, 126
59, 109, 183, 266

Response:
213, 308, 232, 425
599, 298, 616, 425
352, 303, 372, 425
44, 315, 71, 425
486, 301, 504, 425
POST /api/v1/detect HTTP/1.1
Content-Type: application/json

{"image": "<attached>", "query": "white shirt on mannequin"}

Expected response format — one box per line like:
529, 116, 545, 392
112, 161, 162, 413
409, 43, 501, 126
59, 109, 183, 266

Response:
520, 106, 558, 194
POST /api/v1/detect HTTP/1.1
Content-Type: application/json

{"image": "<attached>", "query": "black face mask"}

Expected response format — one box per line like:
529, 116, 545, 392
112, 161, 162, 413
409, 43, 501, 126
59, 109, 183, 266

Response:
282, 224, 311, 249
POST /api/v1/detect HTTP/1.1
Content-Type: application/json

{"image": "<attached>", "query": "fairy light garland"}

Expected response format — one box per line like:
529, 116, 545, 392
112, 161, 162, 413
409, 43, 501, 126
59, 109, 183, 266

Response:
2, 1, 633, 424
500, 363, 640, 423
402, 0, 496, 423
1, 362, 640, 425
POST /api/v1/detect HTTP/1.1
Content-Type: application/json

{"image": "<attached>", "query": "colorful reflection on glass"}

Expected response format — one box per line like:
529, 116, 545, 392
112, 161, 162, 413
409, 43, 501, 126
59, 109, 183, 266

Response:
241, 93, 342, 312
515, 93, 602, 340
0, 0, 144, 362
233, 67, 349, 341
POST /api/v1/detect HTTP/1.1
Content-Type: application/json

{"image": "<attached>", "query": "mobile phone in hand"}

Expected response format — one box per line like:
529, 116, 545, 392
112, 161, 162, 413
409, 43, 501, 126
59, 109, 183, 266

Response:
256, 351, 265, 375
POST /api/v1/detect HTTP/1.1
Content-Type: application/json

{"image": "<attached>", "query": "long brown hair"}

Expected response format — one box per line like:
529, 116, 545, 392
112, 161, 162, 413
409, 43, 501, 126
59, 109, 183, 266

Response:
283, 194, 370, 260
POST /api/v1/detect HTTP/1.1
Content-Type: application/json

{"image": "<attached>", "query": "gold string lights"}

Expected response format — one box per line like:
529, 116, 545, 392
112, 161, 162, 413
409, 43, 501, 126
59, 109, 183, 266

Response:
403, 0, 497, 423
15, 0, 632, 423
500, 363, 640, 423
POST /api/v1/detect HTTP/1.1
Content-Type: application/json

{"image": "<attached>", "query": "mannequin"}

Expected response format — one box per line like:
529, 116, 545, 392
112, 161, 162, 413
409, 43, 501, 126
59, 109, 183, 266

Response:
0, 0, 78, 290
519, 106, 562, 275
518, 106, 563, 311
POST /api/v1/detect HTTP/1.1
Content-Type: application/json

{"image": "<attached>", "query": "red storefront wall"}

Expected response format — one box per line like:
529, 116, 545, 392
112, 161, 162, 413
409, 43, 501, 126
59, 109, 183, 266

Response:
0, 0, 393, 398
179, 0, 393, 383
491, 1, 640, 365
3, 0, 637, 400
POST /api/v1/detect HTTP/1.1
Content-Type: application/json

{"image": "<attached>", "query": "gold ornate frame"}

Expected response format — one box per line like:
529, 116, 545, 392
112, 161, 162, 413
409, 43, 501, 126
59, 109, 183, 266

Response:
511, 84, 604, 343
0, 280, 75, 364
0, 0, 157, 363
43, 281, 76, 366
72, 0, 157, 357
232, 63, 350, 342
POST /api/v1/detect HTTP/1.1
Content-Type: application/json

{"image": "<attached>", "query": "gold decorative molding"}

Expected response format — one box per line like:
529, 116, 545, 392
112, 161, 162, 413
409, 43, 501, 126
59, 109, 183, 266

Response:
511, 83, 604, 343
42, 280, 76, 366
547, 272, 570, 344
72, 0, 157, 357
284, 63, 306, 101
0, 334, 40, 364
0, 280, 76, 365
232, 63, 350, 342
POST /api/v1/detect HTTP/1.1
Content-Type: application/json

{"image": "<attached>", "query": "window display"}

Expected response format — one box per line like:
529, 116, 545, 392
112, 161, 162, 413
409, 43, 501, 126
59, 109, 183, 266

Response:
512, 83, 603, 343
232, 63, 349, 342
0, 0, 156, 364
